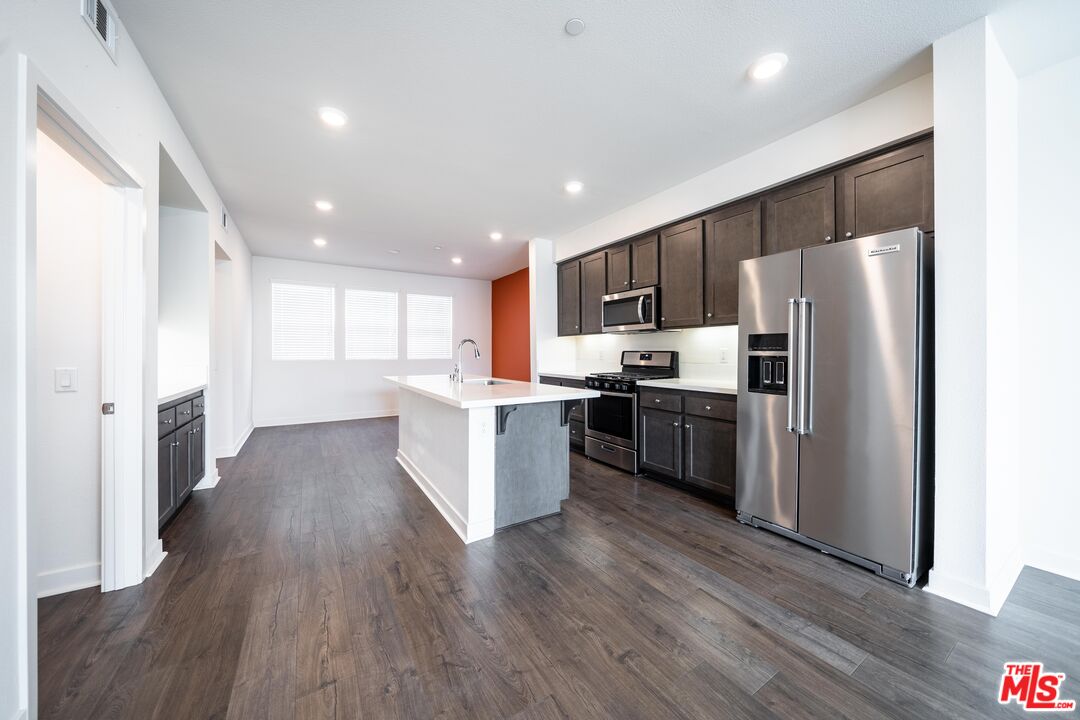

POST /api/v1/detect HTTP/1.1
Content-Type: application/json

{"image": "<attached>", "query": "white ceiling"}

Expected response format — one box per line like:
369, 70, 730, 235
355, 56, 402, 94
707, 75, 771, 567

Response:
115, 0, 1008, 280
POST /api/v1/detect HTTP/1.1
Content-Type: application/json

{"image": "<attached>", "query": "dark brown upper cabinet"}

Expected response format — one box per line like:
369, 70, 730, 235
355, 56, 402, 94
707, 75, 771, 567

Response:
704, 200, 761, 326
659, 218, 704, 329
631, 233, 659, 289
838, 138, 934, 240
763, 174, 836, 255
580, 251, 607, 334
606, 244, 630, 294
557, 260, 581, 336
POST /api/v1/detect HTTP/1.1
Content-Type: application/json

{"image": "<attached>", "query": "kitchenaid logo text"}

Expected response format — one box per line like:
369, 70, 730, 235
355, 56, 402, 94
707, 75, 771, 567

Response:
998, 662, 1076, 711
867, 244, 901, 257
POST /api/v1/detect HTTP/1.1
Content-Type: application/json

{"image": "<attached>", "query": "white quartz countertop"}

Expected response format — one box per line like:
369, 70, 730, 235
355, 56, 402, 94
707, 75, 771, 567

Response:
536, 371, 589, 381
637, 378, 738, 395
385, 375, 599, 409
158, 383, 207, 405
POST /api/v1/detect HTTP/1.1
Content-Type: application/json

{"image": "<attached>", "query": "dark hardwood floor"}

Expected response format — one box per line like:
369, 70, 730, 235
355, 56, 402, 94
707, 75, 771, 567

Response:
39, 418, 1080, 719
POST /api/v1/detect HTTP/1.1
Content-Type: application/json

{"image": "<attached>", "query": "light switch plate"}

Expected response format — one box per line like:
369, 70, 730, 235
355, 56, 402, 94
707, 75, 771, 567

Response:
54, 367, 78, 392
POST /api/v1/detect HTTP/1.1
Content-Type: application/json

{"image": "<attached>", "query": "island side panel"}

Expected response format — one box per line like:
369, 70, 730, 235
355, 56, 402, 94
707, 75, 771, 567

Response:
494, 402, 571, 530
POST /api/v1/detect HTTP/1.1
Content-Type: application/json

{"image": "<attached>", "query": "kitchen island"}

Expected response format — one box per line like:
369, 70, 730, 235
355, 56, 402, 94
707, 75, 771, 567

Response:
385, 375, 598, 543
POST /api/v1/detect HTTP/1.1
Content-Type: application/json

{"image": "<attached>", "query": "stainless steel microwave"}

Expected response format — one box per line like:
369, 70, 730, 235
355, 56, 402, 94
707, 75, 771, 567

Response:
602, 287, 659, 333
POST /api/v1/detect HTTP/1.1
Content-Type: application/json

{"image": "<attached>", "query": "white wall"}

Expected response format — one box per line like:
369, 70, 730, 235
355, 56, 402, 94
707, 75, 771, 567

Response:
34, 130, 105, 598
158, 206, 210, 394
0, 2, 255, 716
253, 257, 492, 426
555, 74, 934, 262
1018, 53, 1080, 581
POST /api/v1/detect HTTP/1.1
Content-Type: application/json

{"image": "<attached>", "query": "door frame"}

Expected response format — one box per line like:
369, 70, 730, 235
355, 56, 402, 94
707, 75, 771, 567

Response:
15, 54, 147, 715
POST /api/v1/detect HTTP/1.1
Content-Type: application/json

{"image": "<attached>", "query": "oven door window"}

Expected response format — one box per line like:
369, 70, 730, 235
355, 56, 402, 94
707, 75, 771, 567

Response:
603, 295, 652, 327
587, 393, 634, 441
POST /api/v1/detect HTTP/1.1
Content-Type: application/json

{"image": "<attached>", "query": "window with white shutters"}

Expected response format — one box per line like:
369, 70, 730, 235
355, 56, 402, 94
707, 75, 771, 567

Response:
345, 289, 398, 360
271, 282, 335, 360
407, 294, 453, 359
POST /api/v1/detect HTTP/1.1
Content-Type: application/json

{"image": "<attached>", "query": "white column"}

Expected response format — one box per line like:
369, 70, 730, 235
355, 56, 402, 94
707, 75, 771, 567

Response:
928, 16, 1023, 614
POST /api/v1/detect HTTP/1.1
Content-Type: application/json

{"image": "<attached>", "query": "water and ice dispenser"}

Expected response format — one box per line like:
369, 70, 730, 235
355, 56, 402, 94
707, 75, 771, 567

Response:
747, 333, 788, 395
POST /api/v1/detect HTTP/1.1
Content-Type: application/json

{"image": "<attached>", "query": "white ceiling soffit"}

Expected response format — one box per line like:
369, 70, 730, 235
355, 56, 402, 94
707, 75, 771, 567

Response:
990, 0, 1080, 77
115, 0, 1010, 280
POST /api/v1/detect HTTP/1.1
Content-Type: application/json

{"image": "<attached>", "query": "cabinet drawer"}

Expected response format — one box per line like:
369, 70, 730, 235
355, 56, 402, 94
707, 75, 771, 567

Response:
175, 401, 195, 426
192, 394, 205, 418
684, 393, 736, 421
640, 389, 682, 413
157, 408, 176, 439
568, 420, 585, 450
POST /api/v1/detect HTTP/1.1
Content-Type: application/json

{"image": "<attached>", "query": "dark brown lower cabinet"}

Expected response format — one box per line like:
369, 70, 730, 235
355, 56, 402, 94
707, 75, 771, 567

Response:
639, 389, 736, 500
157, 434, 176, 526
683, 414, 736, 497
158, 390, 206, 528
639, 407, 683, 477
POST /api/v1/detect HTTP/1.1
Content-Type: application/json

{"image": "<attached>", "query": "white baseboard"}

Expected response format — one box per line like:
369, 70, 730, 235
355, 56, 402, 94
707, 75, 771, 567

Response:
216, 422, 254, 458
256, 410, 398, 428
926, 568, 995, 614
194, 466, 220, 491
987, 547, 1025, 614
144, 539, 167, 579
395, 450, 493, 543
37, 562, 100, 598
926, 546, 1025, 616
1026, 545, 1080, 583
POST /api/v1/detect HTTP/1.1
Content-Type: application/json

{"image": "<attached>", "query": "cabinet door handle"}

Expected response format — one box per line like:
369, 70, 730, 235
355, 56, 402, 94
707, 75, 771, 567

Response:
845, 232, 853, 239
706, 312, 712, 318
162, 418, 173, 424
672, 421, 679, 427
824, 235, 832, 243
705, 405, 711, 411
655, 398, 661, 404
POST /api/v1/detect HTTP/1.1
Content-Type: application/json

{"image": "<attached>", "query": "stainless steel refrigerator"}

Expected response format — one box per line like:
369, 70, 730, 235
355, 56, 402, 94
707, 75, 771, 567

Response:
736, 227, 932, 587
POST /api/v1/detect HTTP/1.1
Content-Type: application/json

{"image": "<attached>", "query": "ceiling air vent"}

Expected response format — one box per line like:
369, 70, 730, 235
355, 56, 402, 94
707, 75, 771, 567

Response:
82, 0, 119, 63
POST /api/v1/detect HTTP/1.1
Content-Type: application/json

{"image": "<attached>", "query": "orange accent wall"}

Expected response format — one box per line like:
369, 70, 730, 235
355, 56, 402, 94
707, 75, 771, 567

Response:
491, 267, 531, 381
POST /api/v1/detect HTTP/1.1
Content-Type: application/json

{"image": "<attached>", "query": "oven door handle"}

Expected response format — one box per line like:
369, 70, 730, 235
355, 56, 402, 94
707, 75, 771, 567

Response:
597, 390, 635, 399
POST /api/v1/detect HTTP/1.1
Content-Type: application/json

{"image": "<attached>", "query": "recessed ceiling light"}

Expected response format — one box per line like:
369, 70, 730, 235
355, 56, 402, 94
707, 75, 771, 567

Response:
434, 245, 443, 251
749, 52, 788, 81
451, 256, 463, 264
314, 200, 333, 211
565, 18, 586, 36
313, 237, 327, 247
564, 180, 584, 194
318, 106, 348, 127
489, 231, 503, 241
388, 249, 400, 254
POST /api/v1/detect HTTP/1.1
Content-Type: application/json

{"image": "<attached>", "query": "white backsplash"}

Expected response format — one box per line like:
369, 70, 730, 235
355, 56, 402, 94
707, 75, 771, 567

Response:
549, 326, 738, 384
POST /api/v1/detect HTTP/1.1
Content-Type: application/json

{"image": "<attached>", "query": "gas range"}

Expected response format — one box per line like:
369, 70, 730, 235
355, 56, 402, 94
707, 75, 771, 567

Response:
585, 371, 675, 393
583, 351, 678, 474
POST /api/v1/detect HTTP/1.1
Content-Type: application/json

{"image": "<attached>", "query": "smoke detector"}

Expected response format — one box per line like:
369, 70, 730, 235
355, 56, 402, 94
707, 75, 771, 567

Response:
82, 0, 119, 62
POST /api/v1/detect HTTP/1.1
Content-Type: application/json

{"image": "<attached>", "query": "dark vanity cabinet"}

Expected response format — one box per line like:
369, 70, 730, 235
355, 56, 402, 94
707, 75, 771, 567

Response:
158, 389, 206, 528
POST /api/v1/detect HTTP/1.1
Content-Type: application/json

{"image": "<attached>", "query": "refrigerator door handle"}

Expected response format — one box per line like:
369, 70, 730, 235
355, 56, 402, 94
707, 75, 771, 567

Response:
797, 297, 812, 435
786, 298, 798, 433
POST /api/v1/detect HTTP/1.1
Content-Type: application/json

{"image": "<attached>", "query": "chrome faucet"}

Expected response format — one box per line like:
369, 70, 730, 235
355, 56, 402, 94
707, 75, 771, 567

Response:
450, 339, 481, 383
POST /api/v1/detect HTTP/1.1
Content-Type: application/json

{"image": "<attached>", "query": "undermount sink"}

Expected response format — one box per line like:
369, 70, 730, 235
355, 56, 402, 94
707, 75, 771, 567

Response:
461, 378, 510, 386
